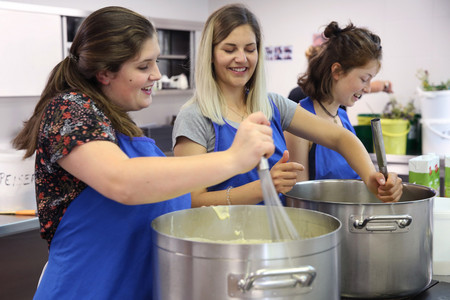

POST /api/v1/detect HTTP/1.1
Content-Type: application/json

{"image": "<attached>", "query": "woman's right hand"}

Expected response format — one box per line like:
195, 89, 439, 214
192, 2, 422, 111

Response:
366, 171, 403, 202
229, 112, 275, 174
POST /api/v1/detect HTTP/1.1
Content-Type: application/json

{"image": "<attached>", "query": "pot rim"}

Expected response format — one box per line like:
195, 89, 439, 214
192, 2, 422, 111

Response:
284, 179, 436, 205
151, 206, 342, 259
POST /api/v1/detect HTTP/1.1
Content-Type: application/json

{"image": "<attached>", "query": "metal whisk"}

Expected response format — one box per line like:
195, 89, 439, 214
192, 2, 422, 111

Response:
258, 158, 300, 242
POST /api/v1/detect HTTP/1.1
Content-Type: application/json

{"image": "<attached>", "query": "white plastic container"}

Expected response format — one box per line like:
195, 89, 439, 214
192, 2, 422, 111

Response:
417, 89, 450, 120
433, 197, 450, 275
421, 119, 450, 157
446, 155, 450, 197
0, 147, 36, 212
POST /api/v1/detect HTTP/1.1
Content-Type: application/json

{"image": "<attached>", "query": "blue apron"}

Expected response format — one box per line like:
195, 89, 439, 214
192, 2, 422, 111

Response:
34, 133, 191, 300
208, 100, 287, 204
300, 97, 360, 180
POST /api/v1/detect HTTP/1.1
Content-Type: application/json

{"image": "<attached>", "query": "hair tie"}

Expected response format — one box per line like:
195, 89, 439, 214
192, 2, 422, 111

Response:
69, 53, 79, 63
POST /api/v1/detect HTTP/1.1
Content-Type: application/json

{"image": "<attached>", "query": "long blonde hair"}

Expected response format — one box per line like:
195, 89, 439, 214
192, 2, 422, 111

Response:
184, 3, 272, 124
13, 6, 156, 158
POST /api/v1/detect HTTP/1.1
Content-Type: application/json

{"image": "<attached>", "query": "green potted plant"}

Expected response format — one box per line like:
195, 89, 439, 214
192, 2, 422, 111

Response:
416, 69, 450, 91
381, 97, 416, 121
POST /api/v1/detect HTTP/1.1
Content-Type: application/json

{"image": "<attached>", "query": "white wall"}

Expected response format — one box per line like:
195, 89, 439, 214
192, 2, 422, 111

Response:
0, 0, 208, 145
209, 0, 450, 124
1, 0, 449, 144
3, 0, 209, 21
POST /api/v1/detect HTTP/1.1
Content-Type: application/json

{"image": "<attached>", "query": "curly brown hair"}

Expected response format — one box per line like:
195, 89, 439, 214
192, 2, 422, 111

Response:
298, 21, 382, 102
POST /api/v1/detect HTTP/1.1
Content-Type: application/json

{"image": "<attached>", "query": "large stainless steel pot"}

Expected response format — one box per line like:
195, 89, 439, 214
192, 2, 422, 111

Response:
285, 180, 435, 299
151, 205, 341, 300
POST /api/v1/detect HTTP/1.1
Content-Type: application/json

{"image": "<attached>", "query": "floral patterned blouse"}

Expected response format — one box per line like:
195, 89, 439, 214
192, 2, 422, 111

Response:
36, 92, 116, 247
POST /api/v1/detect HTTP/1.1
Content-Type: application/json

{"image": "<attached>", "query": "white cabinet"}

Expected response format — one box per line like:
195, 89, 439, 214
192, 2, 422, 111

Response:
0, 9, 62, 97
0, 5, 202, 98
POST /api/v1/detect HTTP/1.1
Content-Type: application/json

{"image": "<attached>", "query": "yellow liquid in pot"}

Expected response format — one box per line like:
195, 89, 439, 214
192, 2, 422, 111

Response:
211, 206, 230, 220
188, 206, 277, 243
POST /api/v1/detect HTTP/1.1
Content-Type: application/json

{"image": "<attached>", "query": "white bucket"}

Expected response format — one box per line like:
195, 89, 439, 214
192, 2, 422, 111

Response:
0, 147, 36, 212
421, 119, 450, 157
417, 88, 450, 120
433, 197, 450, 275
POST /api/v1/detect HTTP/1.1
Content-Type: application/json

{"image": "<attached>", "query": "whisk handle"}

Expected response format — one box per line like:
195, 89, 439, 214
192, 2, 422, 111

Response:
258, 157, 269, 171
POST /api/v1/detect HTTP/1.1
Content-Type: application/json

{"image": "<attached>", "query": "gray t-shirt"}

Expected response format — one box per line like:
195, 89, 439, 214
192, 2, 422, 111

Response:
172, 92, 297, 152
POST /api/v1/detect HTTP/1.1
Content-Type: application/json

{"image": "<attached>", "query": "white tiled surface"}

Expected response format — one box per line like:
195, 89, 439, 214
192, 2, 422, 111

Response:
434, 197, 450, 276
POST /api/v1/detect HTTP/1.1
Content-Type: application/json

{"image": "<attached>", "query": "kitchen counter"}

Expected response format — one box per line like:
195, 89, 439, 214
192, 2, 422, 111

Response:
0, 215, 39, 237
370, 153, 446, 177
434, 275, 450, 282
370, 153, 413, 175
0, 215, 47, 300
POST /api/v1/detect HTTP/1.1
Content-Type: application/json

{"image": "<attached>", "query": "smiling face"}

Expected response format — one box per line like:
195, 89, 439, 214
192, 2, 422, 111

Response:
99, 37, 161, 112
332, 59, 380, 107
212, 24, 258, 94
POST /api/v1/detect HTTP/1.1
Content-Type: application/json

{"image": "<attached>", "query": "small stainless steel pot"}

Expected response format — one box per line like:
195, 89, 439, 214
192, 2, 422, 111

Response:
285, 180, 435, 299
151, 205, 341, 300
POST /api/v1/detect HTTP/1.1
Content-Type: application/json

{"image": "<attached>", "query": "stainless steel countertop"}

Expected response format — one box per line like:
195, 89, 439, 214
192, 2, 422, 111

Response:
0, 215, 39, 238
434, 275, 450, 283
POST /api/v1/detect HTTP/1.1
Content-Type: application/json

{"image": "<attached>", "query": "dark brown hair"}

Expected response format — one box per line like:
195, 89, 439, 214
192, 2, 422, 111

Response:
298, 21, 382, 102
13, 6, 156, 158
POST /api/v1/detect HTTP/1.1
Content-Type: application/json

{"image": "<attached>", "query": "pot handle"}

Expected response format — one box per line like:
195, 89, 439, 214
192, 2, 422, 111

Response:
351, 214, 412, 232
236, 266, 316, 292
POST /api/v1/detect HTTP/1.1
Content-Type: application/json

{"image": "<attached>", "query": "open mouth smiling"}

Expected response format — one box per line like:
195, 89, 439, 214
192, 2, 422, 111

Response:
141, 85, 153, 94
229, 67, 247, 73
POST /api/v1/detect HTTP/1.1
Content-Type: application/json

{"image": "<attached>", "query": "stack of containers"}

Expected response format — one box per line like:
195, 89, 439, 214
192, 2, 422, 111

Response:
417, 88, 450, 157
416, 86, 450, 275
434, 155, 450, 276
446, 155, 450, 197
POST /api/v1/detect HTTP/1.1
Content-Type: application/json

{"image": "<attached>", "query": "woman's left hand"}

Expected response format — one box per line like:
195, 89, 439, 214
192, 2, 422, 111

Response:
269, 150, 304, 194
367, 172, 403, 202
370, 80, 393, 93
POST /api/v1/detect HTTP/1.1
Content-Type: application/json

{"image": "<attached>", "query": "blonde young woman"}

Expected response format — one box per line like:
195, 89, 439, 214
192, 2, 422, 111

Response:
172, 4, 403, 208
